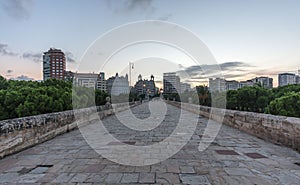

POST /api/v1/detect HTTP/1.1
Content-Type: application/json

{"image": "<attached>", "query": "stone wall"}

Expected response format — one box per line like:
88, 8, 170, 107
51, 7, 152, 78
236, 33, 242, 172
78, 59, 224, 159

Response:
0, 102, 137, 158
167, 101, 300, 152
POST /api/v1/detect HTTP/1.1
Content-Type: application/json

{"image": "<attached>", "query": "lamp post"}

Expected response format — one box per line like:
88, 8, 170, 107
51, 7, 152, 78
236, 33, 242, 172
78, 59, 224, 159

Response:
129, 62, 134, 87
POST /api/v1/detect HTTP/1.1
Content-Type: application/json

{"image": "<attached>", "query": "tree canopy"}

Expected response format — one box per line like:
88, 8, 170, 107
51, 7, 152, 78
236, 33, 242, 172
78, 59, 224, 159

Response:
0, 76, 108, 121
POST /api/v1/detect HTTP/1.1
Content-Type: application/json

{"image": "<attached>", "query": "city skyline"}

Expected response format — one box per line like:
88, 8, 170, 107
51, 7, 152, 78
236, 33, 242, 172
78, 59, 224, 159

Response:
1, 0, 300, 87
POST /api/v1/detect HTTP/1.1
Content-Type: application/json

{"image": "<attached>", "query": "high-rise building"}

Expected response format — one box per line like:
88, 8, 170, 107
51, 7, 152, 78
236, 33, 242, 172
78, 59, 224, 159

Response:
278, 73, 297, 86
107, 73, 129, 96
163, 72, 180, 94
209, 78, 226, 92
43, 48, 66, 81
96, 72, 107, 92
251, 76, 273, 89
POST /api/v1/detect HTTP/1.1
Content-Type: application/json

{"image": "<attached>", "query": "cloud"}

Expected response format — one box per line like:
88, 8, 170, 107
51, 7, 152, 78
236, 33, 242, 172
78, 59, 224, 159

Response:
10, 75, 34, 81
220, 61, 252, 71
22, 51, 76, 63
22, 52, 42, 62
6, 69, 13, 74
65, 51, 76, 63
176, 61, 255, 82
107, 0, 155, 14
0, 0, 34, 20
0, 43, 18, 56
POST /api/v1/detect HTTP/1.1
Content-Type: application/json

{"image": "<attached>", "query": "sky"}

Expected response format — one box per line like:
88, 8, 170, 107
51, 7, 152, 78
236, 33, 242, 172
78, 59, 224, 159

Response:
1, 0, 300, 87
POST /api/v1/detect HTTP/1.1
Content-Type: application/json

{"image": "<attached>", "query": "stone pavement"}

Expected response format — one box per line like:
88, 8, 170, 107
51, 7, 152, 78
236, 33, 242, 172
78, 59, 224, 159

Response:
0, 101, 300, 184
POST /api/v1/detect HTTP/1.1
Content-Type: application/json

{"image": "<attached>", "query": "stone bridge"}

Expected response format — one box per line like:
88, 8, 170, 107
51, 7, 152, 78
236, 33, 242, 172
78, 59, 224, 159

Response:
0, 101, 300, 184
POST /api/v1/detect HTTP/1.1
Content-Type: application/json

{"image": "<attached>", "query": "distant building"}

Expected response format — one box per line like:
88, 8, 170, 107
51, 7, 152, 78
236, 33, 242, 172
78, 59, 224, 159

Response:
74, 72, 98, 89
43, 48, 66, 81
96, 72, 107, 92
278, 73, 297, 86
238, 80, 254, 88
163, 72, 180, 94
64, 71, 75, 81
133, 74, 156, 96
107, 73, 129, 96
225, 80, 239, 91
296, 75, 300, 84
251, 76, 273, 89
180, 82, 191, 93
209, 78, 226, 92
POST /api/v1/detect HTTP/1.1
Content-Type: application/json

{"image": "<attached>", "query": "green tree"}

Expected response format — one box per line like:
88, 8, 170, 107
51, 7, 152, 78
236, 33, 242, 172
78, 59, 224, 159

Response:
226, 90, 238, 110
266, 92, 300, 117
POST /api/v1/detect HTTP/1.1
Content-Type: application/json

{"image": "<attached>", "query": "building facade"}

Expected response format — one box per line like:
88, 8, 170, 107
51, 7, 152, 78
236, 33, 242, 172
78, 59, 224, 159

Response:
209, 78, 226, 92
96, 72, 107, 92
74, 73, 99, 89
107, 73, 129, 96
134, 74, 156, 96
225, 80, 239, 91
43, 48, 66, 81
163, 72, 180, 94
252, 76, 273, 89
278, 73, 297, 86
238, 80, 254, 88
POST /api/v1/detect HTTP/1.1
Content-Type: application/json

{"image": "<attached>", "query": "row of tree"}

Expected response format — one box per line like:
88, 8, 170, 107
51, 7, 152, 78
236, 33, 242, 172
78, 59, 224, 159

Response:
164, 83, 300, 118
0, 76, 108, 121
1, 74, 299, 120
179, 84, 300, 118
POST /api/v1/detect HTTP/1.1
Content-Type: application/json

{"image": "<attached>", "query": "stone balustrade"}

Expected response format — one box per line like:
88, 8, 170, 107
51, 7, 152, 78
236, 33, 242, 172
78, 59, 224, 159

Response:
0, 102, 137, 158
167, 101, 300, 152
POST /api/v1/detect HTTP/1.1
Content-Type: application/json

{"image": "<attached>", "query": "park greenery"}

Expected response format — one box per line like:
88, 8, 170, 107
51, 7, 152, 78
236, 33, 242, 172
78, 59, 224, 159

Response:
169, 83, 300, 118
0, 76, 108, 121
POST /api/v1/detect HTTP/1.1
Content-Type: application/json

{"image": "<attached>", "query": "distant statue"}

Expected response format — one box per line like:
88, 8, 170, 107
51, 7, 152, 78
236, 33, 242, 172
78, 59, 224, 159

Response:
105, 97, 112, 109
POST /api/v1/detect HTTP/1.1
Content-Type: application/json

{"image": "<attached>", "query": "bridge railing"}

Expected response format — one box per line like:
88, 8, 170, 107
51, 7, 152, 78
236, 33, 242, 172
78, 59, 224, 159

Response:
0, 102, 139, 159
166, 101, 300, 152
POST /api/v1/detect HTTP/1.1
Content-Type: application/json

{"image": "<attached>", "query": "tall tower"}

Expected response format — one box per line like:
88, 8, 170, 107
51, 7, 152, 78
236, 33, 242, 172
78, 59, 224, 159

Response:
151, 74, 154, 81
43, 48, 66, 81
138, 74, 142, 81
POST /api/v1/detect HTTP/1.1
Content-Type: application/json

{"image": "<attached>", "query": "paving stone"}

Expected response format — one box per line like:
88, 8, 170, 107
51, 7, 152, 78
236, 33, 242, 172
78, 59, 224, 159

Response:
52, 173, 75, 183
121, 173, 139, 183
215, 150, 239, 155
82, 164, 106, 173
156, 173, 180, 184
179, 166, 195, 173
244, 152, 267, 159
37, 173, 58, 183
70, 173, 90, 183
29, 167, 49, 174
104, 173, 123, 183
85, 173, 107, 183
179, 174, 211, 185
0, 173, 19, 183
166, 164, 180, 173
224, 168, 255, 176
17, 173, 45, 183
139, 172, 155, 183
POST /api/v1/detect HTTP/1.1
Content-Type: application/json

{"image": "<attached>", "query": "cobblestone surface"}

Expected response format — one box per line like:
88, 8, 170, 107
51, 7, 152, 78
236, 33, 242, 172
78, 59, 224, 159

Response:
0, 101, 300, 184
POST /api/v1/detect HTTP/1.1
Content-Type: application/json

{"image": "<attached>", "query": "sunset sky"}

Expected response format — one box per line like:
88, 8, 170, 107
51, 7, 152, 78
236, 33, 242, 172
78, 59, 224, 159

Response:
1, 0, 300, 87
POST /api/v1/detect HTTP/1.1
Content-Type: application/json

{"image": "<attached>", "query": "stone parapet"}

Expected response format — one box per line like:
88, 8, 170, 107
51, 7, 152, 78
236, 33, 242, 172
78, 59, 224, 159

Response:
0, 102, 138, 158
167, 101, 300, 152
